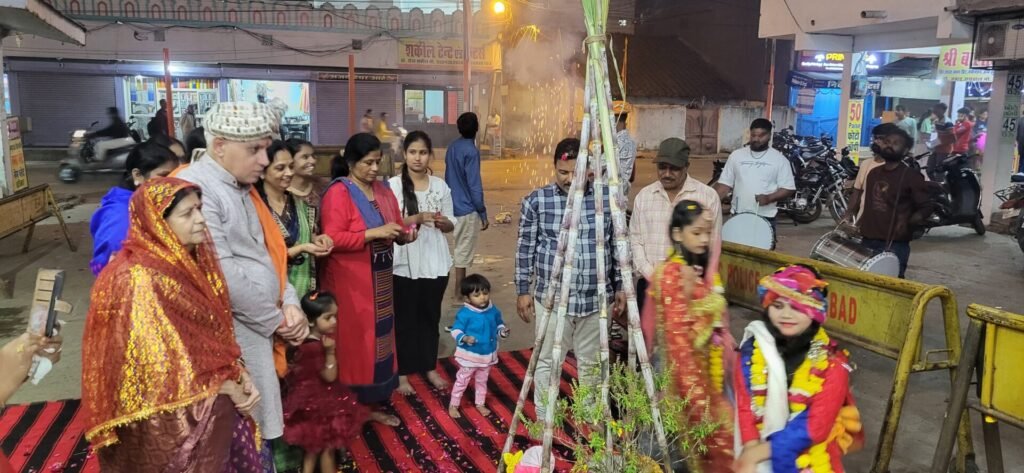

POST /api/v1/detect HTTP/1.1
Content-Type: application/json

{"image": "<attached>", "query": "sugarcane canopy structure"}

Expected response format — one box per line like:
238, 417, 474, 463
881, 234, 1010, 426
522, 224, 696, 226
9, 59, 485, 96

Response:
497, 0, 673, 471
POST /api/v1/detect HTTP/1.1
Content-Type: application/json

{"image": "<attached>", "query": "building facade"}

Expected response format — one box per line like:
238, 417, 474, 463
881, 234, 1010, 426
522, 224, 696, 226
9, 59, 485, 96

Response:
3, 0, 501, 146
759, 0, 1023, 224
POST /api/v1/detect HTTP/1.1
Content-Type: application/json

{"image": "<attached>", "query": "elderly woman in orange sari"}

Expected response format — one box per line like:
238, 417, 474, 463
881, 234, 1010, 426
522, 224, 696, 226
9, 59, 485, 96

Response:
82, 177, 263, 472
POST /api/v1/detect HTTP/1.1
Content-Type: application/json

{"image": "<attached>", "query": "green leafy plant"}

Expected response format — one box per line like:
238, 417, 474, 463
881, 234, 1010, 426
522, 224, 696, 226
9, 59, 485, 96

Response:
522, 362, 720, 473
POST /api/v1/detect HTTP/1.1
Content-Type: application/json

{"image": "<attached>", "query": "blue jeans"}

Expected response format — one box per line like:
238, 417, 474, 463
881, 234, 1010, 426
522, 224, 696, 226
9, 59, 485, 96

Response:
861, 239, 910, 279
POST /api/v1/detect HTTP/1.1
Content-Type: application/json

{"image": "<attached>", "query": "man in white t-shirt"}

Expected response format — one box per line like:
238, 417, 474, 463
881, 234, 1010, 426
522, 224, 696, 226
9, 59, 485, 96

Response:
713, 118, 796, 226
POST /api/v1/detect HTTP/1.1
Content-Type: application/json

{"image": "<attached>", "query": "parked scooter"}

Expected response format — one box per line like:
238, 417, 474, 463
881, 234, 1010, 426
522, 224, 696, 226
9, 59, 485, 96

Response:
58, 119, 140, 183
916, 152, 986, 237
994, 176, 1024, 253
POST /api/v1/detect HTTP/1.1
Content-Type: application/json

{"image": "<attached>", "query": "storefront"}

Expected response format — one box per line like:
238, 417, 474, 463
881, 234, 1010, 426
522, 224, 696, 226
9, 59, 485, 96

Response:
125, 76, 220, 140
5, 34, 493, 148
788, 50, 883, 145
402, 85, 464, 144
227, 79, 310, 140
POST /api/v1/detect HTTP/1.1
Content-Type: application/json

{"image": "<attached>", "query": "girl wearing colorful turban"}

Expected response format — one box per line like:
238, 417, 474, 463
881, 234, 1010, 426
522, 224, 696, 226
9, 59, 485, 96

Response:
733, 265, 863, 473
640, 200, 734, 473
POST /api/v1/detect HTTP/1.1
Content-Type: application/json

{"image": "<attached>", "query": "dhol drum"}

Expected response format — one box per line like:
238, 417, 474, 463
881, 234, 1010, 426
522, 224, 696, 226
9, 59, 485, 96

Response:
810, 231, 900, 277
722, 213, 776, 250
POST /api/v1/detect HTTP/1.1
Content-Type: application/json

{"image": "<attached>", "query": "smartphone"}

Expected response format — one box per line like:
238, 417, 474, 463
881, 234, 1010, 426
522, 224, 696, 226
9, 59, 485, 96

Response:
45, 272, 65, 337
30, 269, 66, 337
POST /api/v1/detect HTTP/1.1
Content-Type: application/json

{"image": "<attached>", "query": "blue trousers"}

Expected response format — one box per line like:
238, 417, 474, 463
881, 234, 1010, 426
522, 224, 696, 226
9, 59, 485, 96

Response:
861, 239, 911, 279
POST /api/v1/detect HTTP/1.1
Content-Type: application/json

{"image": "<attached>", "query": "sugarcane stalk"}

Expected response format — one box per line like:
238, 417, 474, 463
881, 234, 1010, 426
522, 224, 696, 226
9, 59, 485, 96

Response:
498, 55, 597, 473
582, 0, 671, 470
539, 77, 596, 473
583, 60, 617, 461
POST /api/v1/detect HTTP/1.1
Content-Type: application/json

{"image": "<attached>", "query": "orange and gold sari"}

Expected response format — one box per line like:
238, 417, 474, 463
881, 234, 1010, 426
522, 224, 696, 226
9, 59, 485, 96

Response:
642, 252, 735, 473
82, 178, 259, 472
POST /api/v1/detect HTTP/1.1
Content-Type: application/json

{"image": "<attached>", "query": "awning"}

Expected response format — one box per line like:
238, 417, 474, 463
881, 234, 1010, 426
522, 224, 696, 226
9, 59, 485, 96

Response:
0, 0, 85, 46
871, 57, 936, 79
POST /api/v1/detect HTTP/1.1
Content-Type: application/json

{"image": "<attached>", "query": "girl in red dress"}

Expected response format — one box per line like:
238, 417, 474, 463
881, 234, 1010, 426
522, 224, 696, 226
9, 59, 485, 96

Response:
283, 291, 370, 473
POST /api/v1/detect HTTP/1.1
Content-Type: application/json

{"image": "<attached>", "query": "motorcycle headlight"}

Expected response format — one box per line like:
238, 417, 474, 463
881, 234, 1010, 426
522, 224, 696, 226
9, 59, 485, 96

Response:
72, 130, 86, 138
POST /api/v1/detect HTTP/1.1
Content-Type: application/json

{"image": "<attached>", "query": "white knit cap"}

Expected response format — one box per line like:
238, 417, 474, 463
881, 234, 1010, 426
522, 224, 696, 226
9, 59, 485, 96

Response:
203, 102, 276, 141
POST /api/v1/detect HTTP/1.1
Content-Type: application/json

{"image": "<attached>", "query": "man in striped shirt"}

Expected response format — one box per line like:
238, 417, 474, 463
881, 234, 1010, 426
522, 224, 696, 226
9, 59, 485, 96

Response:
515, 138, 624, 419
628, 138, 722, 312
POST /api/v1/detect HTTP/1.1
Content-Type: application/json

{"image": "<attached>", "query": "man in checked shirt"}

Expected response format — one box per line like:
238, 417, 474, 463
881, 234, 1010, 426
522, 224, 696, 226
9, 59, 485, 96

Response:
515, 137, 625, 420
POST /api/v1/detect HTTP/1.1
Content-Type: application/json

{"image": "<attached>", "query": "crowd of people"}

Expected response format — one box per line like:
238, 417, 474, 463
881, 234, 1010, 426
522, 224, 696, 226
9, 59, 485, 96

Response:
0, 103, 876, 473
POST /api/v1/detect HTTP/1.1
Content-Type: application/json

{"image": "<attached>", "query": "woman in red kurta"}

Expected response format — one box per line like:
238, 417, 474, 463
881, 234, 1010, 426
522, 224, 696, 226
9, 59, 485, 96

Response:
319, 133, 417, 426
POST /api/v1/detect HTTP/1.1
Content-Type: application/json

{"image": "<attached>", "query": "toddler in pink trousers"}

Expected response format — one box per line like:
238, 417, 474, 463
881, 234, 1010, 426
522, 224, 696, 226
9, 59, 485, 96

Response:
448, 274, 508, 418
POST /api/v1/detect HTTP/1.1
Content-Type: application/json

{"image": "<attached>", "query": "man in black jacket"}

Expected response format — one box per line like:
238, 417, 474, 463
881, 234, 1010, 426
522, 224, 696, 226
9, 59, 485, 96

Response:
88, 107, 133, 162
147, 99, 169, 138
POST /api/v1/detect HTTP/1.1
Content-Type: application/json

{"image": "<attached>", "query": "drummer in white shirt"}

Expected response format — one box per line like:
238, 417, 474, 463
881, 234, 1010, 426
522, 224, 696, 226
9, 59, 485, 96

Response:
713, 118, 796, 229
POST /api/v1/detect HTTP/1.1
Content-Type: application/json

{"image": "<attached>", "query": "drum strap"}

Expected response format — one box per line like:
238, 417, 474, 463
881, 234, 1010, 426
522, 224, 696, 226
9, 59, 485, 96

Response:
883, 166, 910, 250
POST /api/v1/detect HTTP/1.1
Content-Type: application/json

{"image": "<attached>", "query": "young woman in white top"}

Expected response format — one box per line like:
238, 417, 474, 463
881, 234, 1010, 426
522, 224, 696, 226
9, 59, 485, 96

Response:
390, 131, 457, 395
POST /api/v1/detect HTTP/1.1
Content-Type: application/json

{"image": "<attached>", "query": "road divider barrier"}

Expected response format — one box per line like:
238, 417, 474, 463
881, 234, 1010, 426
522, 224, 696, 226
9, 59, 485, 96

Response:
932, 304, 1024, 473
720, 241, 974, 473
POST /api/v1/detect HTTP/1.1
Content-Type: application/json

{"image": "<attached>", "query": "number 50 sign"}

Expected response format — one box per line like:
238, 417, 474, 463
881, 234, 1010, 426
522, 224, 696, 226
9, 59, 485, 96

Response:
847, 99, 864, 163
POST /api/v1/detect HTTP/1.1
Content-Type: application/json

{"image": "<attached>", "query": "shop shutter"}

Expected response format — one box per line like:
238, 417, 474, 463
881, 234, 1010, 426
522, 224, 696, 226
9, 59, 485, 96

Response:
356, 82, 399, 130
314, 81, 348, 146
16, 73, 117, 147
313, 81, 399, 146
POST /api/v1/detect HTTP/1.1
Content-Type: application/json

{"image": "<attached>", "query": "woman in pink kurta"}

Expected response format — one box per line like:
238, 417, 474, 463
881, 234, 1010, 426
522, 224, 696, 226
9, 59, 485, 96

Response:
319, 133, 417, 426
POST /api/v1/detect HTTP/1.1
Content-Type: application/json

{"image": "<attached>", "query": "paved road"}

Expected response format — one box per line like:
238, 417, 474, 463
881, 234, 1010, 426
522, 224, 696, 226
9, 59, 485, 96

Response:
4, 155, 1022, 472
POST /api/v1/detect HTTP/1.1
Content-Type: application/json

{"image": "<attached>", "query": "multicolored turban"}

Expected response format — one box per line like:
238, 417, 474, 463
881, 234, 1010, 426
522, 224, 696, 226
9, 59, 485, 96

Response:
757, 265, 829, 324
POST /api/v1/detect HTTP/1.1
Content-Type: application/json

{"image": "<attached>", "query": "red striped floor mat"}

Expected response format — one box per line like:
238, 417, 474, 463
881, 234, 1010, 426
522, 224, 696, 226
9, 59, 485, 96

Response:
0, 350, 578, 472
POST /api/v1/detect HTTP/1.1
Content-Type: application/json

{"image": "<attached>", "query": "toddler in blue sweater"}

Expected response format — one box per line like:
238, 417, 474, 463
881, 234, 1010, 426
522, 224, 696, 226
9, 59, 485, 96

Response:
449, 274, 509, 418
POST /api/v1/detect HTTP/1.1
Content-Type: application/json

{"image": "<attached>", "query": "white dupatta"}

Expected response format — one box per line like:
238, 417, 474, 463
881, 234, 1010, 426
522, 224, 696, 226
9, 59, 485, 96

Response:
734, 321, 790, 473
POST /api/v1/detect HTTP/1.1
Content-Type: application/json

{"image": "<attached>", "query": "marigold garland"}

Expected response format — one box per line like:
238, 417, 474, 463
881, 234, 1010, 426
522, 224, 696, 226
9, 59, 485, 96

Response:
750, 328, 834, 473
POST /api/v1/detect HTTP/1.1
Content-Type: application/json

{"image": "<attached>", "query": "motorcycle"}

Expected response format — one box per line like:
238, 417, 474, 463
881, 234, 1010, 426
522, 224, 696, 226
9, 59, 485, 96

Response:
994, 176, 1024, 253
916, 152, 986, 237
775, 130, 840, 223
58, 118, 141, 183
824, 147, 859, 222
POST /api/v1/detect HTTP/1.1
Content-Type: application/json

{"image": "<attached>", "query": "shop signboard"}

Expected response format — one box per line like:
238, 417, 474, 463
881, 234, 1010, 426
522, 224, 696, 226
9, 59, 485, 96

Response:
6, 118, 27, 193
937, 44, 994, 82
398, 39, 497, 71
786, 72, 840, 90
797, 51, 847, 73
846, 99, 864, 164
796, 51, 881, 74
317, 72, 398, 82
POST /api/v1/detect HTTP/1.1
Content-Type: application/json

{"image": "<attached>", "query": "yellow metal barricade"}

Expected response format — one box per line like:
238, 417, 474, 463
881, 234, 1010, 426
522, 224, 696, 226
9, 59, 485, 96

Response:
932, 304, 1024, 473
720, 242, 974, 473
